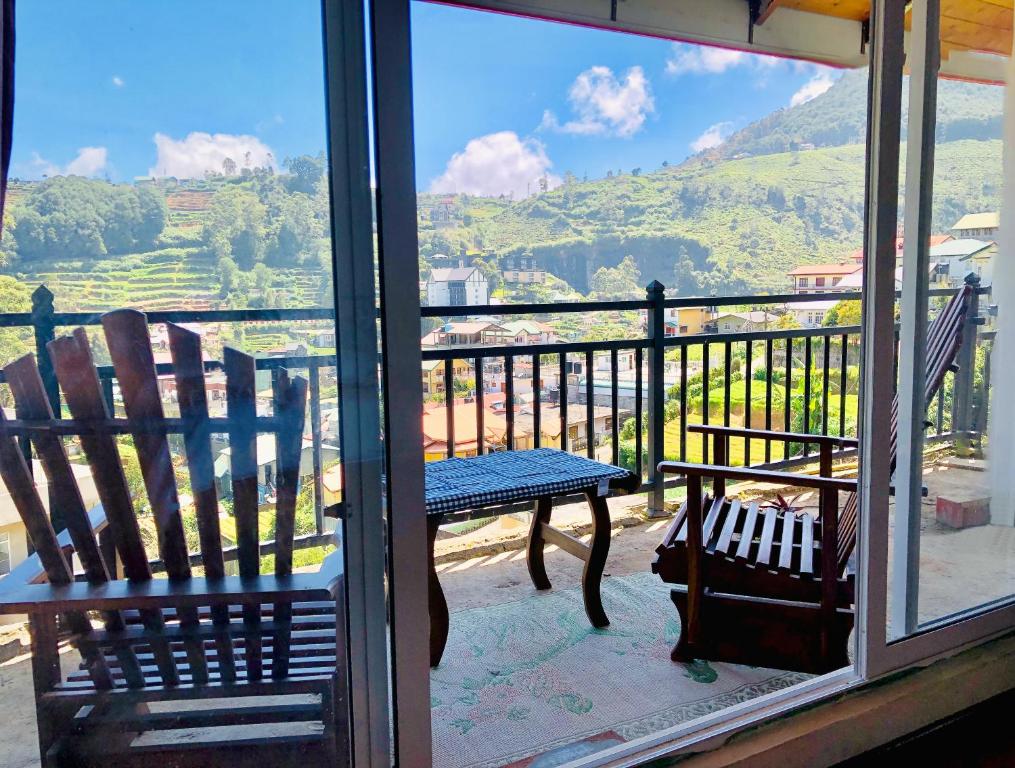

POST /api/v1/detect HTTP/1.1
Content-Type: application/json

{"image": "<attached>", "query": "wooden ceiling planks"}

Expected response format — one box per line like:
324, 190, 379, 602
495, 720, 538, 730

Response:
758, 0, 1012, 56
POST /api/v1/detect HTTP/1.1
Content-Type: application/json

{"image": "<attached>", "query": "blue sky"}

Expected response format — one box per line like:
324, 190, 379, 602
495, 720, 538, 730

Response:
11, 1, 839, 194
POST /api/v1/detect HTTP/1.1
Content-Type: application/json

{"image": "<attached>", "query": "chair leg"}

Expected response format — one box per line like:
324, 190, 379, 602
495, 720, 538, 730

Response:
669, 589, 695, 663
581, 492, 611, 628
30, 612, 62, 765
526, 496, 553, 590
428, 515, 449, 667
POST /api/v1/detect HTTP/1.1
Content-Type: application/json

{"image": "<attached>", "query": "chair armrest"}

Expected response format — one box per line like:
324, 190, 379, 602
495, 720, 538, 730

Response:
0, 570, 340, 616
658, 461, 858, 494
687, 424, 859, 450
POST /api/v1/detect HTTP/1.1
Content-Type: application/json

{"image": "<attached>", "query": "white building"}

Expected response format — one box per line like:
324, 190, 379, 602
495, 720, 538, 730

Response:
951, 211, 1000, 240
426, 267, 490, 307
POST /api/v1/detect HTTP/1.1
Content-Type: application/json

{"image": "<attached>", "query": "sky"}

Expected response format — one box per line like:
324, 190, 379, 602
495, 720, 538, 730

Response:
11, 1, 840, 195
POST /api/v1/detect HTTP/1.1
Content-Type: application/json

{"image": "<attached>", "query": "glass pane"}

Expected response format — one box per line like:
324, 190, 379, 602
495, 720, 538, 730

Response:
0, 2, 376, 764
412, 4, 867, 765
890, 4, 1014, 637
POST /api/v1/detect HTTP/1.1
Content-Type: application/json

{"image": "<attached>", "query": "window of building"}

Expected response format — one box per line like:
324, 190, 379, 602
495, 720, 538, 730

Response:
816, 277, 826, 287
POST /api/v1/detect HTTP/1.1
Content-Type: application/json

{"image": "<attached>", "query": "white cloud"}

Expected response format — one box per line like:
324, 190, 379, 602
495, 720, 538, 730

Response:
790, 72, 836, 107
112, 75, 125, 87
690, 122, 734, 153
22, 146, 109, 178
148, 132, 276, 178
65, 147, 108, 176
541, 65, 654, 138
429, 131, 560, 199
666, 43, 747, 75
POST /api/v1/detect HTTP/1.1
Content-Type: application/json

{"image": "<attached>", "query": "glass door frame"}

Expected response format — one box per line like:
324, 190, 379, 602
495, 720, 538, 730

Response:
364, 0, 1015, 764
862, 0, 1015, 678
321, 0, 431, 765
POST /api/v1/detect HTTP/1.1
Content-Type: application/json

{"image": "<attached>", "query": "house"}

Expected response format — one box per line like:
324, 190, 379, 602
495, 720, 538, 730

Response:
421, 403, 510, 460
421, 321, 512, 348
513, 403, 620, 454
426, 266, 490, 306
787, 263, 862, 294
706, 310, 777, 333
421, 358, 474, 396
951, 211, 1000, 240
845, 234, 952, 265
213, 434, 340, 501
786, 299, 840, 328
501, 255, 546, 284
929, 238, 994, 285
501, 319, 557, 344
663, 306, 710, 336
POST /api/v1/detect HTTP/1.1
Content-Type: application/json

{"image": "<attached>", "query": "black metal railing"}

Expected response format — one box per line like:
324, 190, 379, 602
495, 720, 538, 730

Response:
1, 285, 341, 563
1, 276, 992, 556
421, 277, 991, 514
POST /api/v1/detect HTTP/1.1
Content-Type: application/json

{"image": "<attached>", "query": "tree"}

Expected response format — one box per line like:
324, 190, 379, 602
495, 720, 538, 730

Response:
204, 186, 267, 269
266, 192, 322, 266
284, 152, 326, 195
10, 176, 168, 261
589, 256, 641, 300
471, 257, 503, 294
218, 256, 239, 296
253, 262, 272, 292
222, 157, 237, 176
823, 299, 862, 327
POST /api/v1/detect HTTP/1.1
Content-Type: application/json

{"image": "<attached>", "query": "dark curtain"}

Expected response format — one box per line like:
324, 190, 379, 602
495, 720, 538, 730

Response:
0, 0, 13, 232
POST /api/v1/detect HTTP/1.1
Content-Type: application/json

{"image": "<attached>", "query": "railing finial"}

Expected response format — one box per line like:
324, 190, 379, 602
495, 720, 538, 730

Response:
963, 272, 981, 286
646, 280, 665, 295
31, 284, 54, 315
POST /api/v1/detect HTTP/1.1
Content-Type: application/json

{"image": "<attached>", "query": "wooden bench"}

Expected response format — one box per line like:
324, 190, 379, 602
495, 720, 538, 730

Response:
0, 310, 345, 767
425, 448, 640, 667
652, 279, 977, 673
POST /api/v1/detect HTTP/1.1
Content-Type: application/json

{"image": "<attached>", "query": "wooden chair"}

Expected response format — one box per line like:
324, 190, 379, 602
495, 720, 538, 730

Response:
652, 279, 977, 674
0, 309, 346, 767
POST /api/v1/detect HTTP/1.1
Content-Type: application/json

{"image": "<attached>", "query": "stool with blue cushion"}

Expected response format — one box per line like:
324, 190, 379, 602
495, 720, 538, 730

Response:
425, 448, 640, 666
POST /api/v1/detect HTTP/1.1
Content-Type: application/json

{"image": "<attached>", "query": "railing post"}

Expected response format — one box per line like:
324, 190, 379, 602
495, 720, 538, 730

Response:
646, 280, 666, 517
31, 285, 65, 534
31, 285, 59, 415
952, 272, 981, 454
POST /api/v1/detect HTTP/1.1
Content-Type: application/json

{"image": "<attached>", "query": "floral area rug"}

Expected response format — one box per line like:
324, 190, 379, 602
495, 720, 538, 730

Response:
430, 572, 810, 768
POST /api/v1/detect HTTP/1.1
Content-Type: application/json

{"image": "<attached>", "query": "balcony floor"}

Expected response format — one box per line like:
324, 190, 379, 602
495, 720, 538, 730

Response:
0, 461, 1011, 768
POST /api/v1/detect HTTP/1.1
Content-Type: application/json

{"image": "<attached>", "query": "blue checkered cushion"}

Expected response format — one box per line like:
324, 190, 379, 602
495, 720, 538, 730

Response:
425, 448, 635, 515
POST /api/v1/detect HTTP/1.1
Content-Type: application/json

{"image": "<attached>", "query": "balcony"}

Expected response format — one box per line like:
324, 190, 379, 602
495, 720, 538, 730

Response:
0, 277, 1007, 768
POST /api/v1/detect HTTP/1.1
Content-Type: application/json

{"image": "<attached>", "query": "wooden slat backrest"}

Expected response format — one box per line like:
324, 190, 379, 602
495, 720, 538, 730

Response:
166, 322, 224, 579
48, 329, 152, 582
223, 346, 263, 681
835, 283, 973, 573
48, 328, 181, 686
103, 310, 192, 580
3, 356, 147, 688
271, 369, 308, 679
166, 322, 237, 683
103, 309, 208, 684
0, 404, 115, 690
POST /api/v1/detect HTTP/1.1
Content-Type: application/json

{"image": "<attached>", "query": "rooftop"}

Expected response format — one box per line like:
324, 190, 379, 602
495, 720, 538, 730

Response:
787, 263, 862, 277
429, 267, 482, 282
952, 212, 1000, 231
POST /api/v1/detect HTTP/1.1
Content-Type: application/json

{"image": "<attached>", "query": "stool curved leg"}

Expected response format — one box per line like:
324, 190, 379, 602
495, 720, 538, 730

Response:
526, 496, 553, 590
582, 492, 611, 628
428, 516, 449, 667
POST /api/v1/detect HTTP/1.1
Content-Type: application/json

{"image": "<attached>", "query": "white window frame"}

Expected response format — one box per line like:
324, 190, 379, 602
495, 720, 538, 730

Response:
863, 0, 1015, 678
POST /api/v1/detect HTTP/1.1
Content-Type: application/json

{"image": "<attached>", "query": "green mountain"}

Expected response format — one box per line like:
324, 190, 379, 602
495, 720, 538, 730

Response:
424, 70, 1003, 296
704, 68, 1003, 163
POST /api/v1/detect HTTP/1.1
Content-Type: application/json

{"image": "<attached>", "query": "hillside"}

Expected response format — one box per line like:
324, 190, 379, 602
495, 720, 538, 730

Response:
433, 138, 1001, 294
702, 68, 1003, 164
